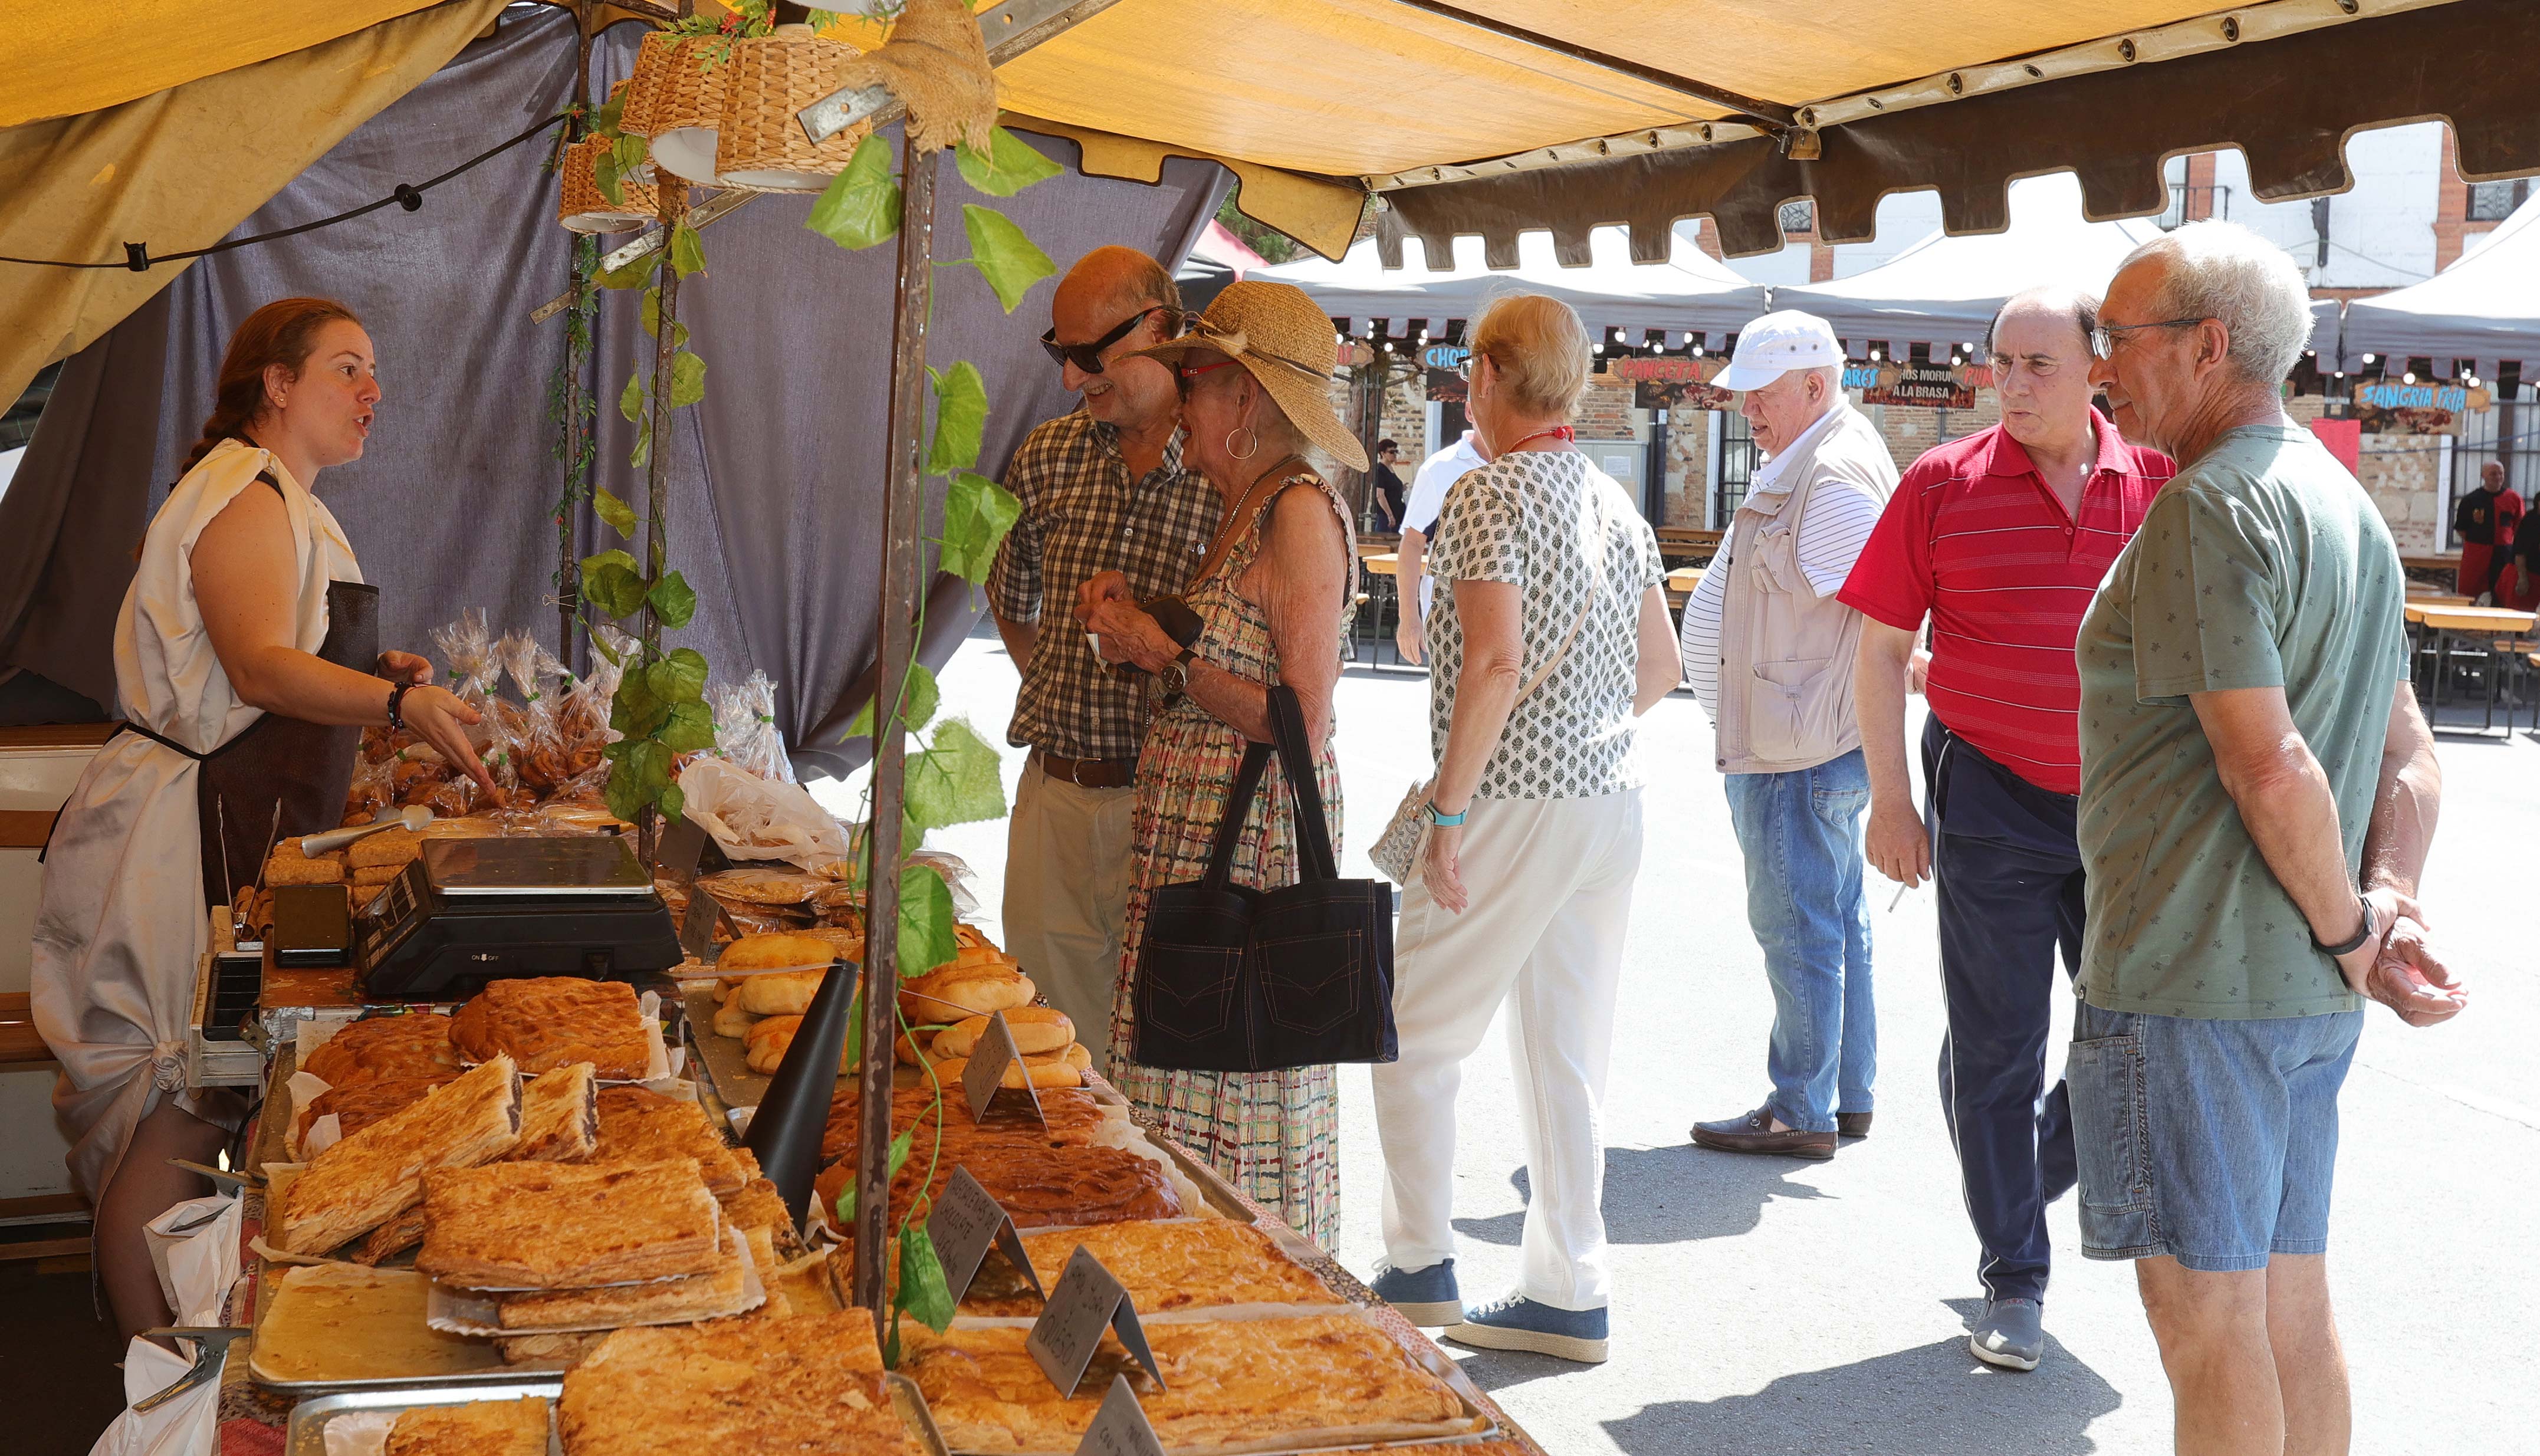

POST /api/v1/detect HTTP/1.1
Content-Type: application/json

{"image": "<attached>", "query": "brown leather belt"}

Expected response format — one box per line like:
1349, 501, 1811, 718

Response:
1031, 748, 1138, 790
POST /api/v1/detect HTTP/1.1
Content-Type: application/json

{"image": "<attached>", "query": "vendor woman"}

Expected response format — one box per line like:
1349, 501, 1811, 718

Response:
31, 297, 494, 1339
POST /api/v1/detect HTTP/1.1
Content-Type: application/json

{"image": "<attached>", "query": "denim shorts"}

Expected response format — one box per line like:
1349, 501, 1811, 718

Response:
2066, 999, 2364, 1272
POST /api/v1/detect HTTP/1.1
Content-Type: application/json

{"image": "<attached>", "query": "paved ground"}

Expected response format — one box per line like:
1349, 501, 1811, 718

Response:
842, 625, 2538, 1455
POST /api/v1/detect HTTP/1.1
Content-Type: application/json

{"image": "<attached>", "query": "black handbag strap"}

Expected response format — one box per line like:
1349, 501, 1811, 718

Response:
1200, 685, 1338, 890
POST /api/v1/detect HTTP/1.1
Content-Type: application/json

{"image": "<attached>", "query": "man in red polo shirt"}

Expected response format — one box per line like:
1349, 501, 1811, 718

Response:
1839, 287, 2172, 1373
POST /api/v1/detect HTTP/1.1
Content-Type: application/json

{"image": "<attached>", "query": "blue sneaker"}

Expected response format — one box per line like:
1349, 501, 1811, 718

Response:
1444, 1293, 1609, 1364
1367, 1258, 1460, 1327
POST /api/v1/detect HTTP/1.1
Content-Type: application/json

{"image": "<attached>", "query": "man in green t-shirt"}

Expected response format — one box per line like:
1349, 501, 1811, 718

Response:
2076, 221, 2466, 1455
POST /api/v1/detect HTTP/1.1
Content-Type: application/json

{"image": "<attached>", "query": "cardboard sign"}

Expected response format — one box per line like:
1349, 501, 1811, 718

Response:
929, 1166, 1044, 1306
960, 1010, 1047, 1131
1027, 1247, 1165, 1399
1073, 1374, 1167, 1456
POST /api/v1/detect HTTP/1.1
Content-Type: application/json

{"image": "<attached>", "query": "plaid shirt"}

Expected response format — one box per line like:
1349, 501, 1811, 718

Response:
989, 410, 1221, 761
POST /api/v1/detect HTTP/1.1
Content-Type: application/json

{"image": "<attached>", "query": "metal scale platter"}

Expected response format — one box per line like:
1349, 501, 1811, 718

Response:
354, 836, 681, 999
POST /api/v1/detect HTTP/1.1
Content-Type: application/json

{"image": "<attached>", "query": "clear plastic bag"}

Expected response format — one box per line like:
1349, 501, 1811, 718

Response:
709, 671, 794, 783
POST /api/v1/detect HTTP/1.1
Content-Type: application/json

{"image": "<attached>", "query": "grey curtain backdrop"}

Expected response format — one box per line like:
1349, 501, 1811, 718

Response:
0, 7, 1227, 779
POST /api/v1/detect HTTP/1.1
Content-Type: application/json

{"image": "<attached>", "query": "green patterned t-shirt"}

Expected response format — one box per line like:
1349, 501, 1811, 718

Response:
2074, 424, 2403, 1020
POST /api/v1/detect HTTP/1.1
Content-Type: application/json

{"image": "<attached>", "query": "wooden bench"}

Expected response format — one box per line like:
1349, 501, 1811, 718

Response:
0, 993, 51, 1067
1656, 527, 1723, 566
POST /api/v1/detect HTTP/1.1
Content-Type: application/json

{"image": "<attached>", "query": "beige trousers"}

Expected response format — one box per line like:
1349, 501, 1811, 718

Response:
1002, 759, 1137, 1076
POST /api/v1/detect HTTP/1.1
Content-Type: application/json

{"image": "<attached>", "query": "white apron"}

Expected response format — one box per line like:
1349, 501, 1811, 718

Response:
30, 439, 361, 1201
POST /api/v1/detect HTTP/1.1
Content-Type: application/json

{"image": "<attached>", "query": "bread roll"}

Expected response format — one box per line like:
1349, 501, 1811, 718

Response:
719, 933, 836, 973
932, 1007, 1073, 1060
735, 968, 829, 1017
712, 1003, 759, 1040
952, 943, 1018, 973
743, 1014, 855, 1076
928, 1053, 1085, 1090
347, 826, 422, 869
896, 965, 1034, 1023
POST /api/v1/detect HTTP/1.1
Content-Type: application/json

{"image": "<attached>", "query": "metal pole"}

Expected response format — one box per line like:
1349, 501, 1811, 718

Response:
853, 137, 936, 1333
638, 185, 683, 867
561, 18, 594, 664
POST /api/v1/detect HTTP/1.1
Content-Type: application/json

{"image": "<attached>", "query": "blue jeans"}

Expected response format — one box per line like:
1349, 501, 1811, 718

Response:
1722, 750, 1876, 1133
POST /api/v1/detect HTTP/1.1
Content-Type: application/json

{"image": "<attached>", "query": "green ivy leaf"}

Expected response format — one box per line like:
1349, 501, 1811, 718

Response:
612, 132, 648, 183
593, 88, 626, 139
926, 361, 988, 474
669, 351, 707, 409
604, 736, 672, 820
579, 550, 648, 618
939, 472, 1021, 584
630, 413, 653, 471
961, 205, 1057, 314
610, 672, 672, 739
618, 372, 644, 423
953, 126, 1063, 198
640, 288, 690, 347
905, 717, 1006, 831
659, 780, 685, 821
806, 133, 901, 251
897, 862, 957, 978
650, 646, 711, 704
595, 248, 660, 291
845, 659, 937, 741
658, 699, 717, 753
648, 570, 698, 629
896, 1223, 958, 1334
594, 147, 624, 208
593, 487, 638, 538
669, 221, 706, 278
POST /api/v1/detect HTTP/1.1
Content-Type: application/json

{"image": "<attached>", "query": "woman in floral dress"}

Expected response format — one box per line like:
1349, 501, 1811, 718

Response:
1075, 282, 1363, 1244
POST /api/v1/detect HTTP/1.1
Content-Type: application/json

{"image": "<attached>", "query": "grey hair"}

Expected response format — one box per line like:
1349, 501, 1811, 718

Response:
2115, 221, 2312, 386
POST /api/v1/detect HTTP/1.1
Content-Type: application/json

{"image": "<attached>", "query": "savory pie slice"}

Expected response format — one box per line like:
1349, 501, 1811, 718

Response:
950, 1220, 1340, 1317
899, 1316, 1479, 1454
495, 1227, 754, 1329
275, 1056, 522, 1256
385, 1396, 550, 1456
294, 1073, 455, 1149
301, 1013, 458, 1087
450, 978, 650, 1080
811, 1140, 1183, 1240
416, 1158, 722, 1289
593, 1086, 745, 1198
557, 1311, 918, 1456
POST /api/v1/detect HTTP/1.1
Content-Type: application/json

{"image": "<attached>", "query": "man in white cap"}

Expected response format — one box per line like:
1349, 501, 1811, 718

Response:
1680, 310, 1897, 1161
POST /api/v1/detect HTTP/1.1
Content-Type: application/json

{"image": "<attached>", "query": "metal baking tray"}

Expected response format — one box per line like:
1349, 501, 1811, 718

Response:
282, 1372, 951, 1456
248, 1259, 520, 1393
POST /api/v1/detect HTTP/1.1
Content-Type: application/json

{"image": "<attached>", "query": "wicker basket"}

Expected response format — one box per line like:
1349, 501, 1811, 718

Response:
714, 33, 866, 191
617, 30, 682, 137
558, 133, 659, 234
646, 36, 729, 186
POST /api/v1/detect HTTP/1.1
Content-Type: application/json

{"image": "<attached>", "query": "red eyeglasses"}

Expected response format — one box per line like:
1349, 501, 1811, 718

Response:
1175, 359, 1241, 391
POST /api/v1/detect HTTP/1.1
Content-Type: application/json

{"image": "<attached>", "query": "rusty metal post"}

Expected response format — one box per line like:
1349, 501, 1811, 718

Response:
636, 186, 684, 868
853, 137, 937, 1332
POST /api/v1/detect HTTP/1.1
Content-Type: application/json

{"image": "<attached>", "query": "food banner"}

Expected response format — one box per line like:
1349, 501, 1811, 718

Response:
2348, 379, 2492, 436
1848, 361, 1994, 409
1419, 342, 1468, 403
1609, 355, 1730, 411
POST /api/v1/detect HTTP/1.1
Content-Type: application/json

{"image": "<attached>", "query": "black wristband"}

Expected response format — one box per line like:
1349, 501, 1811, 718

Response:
2312, 893, 2375, 957
386, 681, 413, 732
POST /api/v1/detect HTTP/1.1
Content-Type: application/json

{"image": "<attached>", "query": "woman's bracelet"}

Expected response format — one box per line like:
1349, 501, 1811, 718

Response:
386, 681, 413, 731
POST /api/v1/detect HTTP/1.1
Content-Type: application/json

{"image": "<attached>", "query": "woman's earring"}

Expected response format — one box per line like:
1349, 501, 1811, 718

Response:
1226, 426, 1259, 461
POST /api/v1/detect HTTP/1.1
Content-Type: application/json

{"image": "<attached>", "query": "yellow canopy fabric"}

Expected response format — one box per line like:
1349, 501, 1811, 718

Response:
0, 0, 452, 129
0, 0, 508, 406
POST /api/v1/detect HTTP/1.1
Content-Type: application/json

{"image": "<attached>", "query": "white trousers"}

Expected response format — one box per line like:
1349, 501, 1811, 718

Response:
1002, 760, 1136, 1076
1373, 787, 1644, 1312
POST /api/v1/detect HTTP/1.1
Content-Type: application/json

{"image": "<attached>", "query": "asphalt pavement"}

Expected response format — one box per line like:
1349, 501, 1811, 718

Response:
833, 628, 2536, 1455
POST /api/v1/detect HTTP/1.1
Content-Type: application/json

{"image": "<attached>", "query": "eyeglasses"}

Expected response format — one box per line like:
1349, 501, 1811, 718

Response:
1454, 351, 1490, 382
1040, 305, 1174, 374
2089, 317, 2210, 359
1175, 359, 1241, 395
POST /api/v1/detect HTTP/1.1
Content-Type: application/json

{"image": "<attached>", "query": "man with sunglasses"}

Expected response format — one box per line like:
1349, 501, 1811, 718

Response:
989, 248, 1221, 1069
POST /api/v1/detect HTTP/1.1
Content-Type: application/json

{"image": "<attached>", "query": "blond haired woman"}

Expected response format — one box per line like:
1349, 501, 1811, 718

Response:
1366, 293, 1677, 1363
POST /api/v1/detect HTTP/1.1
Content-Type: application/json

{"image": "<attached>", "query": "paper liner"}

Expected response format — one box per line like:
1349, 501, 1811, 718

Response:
424, 1220, 762, 1335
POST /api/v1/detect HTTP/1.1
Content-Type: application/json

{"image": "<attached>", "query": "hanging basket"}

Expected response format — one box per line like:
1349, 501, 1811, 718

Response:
647, 36, 730, 186
617, 29, 682, 138
715, 32, 868, 192
558, 134, 659, 234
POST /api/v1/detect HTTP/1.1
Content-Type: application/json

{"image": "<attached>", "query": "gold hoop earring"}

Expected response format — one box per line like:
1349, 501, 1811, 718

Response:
1226, 426, 1259, 461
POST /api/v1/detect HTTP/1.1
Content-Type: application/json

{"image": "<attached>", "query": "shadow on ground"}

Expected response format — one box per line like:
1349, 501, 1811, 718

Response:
1451, 1145, 1835, 1248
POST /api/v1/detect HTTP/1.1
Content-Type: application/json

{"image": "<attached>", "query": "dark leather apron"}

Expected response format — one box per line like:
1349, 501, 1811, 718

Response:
115, 473, 379, 906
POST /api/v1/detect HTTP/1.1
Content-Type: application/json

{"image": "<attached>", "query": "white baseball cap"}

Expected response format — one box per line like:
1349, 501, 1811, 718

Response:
1716, 310, 1845, 392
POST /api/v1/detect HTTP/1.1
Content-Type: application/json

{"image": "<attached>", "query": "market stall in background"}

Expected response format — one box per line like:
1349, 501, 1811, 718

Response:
2, 1, 2539, 1452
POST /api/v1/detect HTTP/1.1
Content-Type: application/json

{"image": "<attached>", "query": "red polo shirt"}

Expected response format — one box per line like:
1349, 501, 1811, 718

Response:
1839, 413, 2172, 795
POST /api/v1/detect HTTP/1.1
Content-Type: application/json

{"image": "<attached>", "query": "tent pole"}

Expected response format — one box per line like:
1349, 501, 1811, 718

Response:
561, 14, 594, 668
637, 185, 684, 867
853, 136, 936, 1335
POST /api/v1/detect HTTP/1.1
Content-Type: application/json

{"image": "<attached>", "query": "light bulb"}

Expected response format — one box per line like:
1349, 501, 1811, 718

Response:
2403, 372, 2416, 383
2361, 353, 2376, 364
1869, 349, 1882, 361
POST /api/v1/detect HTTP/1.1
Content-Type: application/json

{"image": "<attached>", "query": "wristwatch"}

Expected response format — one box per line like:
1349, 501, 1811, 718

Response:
2312, 893, 2376, 957
1158, 645, 1201, 696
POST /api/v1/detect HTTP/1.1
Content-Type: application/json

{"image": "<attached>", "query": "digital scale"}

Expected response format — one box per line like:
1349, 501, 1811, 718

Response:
354, 836, 682, 999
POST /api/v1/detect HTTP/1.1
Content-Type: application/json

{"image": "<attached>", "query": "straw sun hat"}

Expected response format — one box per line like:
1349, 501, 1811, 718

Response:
1130, 281, 1368, 472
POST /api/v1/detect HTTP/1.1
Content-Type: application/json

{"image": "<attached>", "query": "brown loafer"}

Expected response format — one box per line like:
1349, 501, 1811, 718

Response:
1838, 1111, 1872, 1139
1691, 1106, 1837, 1161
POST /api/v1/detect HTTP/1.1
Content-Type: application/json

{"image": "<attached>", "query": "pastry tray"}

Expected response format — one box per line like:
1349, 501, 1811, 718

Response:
248, 1260, 518, 1393
282, 1371, 951, 1456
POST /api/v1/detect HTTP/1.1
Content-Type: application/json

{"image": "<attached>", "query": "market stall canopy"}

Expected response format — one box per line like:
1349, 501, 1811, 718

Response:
1258, 225, 1767, 340
2341, 190, 2540, 376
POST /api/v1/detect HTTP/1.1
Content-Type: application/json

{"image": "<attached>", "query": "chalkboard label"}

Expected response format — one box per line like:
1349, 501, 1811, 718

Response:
1027, 1246, 1164, 1399
960, 1010, 1047, 1130
1073, 1374, 1167, 1456
929, 1165, 1044, 1306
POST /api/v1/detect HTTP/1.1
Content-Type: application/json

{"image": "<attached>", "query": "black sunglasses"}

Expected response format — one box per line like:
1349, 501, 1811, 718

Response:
1040, 305, 1175, 374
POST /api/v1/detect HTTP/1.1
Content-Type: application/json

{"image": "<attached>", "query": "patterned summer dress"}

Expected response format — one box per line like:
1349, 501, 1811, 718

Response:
1109, 469, 1353, 1247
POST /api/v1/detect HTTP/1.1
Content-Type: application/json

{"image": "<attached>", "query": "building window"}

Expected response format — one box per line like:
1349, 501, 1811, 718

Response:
1714, 409, 1756, 522
2466, 178, 2531, 222
1777, 199, 1814, 237
2159, 183, 2232, 230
